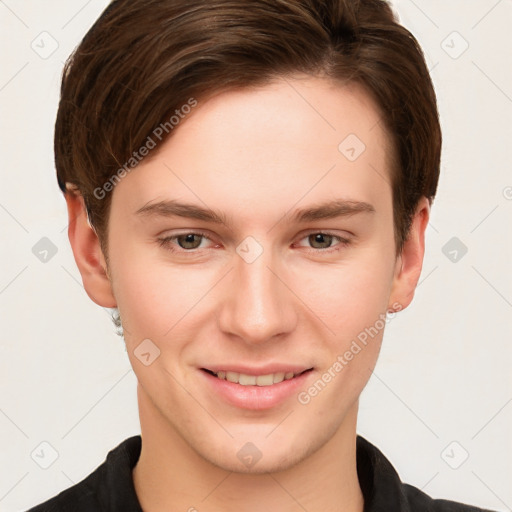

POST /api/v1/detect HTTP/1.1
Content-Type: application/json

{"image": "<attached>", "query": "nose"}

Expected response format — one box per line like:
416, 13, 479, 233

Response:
216, 242, 298, 345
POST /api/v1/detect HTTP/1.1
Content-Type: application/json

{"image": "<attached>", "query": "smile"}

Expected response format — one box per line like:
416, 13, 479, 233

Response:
203, 369, 311, 386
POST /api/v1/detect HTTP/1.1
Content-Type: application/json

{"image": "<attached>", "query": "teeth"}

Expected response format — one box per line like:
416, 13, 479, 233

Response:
256, 374, 273, 386
226, 371, 238, 383
239, 374, 257, 385
272, 372, 285, 384
214, 370, 298, 386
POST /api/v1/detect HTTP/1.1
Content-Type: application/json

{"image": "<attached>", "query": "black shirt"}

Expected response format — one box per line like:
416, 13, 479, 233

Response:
27, 435, 497, 511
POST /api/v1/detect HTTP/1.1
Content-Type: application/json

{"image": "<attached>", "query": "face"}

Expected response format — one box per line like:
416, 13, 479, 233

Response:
75, 76, 427, 474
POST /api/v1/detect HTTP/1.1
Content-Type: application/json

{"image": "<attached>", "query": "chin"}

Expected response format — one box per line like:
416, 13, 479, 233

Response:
194, 430, 319, 475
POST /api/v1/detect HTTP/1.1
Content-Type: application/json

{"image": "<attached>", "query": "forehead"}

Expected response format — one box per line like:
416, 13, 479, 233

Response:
111, 76, 393, 224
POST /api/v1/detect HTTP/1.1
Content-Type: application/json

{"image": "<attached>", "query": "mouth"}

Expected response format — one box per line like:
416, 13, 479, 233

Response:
199, 366, 315, 410
201, 368, 313, 387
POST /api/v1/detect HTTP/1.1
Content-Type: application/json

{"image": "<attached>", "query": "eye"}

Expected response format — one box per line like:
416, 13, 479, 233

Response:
296, 232, 351, 251
157, 230, 351, 255
157, 231, 214, 252
175, 233, 204, 249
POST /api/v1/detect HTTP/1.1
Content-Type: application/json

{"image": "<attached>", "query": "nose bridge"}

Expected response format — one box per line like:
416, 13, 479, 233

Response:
218, 239, 296, 343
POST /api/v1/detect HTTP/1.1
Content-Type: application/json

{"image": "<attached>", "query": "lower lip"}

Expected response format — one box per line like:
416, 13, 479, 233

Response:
200, 369, 313, 410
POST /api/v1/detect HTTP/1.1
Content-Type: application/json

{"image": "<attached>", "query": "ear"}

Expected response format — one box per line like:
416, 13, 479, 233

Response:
388, 196, 430, 312
65, 187, 117, 308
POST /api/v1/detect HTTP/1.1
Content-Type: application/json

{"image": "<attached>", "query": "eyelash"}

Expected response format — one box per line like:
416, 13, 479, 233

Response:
157, 230, 352, 255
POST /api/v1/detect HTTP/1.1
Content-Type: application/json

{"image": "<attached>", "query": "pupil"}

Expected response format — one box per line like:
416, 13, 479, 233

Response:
310, 233, 332, 248
179, 234, 201, 249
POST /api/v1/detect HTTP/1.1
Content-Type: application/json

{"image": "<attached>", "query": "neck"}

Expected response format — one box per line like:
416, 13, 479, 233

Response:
133, 385, 364, 512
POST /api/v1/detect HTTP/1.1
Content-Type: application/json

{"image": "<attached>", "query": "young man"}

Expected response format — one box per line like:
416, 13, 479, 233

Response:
28, 0, 497, 510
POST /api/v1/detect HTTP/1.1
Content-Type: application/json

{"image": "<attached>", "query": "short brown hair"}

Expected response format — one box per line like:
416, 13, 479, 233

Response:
55, 0, 441, 258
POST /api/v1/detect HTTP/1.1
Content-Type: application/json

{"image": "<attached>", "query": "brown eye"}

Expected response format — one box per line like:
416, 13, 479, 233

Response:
176, 233, 204, 249
308, 233, 334, 249
157, 230, 216, 254
295, 232, 352, 253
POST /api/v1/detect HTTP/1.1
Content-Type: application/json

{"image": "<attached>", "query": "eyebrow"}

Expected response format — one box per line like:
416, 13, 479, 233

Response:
291, 199, 375, 222
135, 198, 375, 225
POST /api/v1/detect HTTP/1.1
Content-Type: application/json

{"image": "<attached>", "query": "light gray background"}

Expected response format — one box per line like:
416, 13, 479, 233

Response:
1, 1, 511, 511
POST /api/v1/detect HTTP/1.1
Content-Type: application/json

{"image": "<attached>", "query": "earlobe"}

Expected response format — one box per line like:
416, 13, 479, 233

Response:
65, 186, 117, 308
388, 196, 430, 311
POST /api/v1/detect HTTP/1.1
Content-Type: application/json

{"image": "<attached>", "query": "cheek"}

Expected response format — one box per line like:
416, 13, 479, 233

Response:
109, 245, 217, 343
293, 260, 392, 411
292, 253, 394, 333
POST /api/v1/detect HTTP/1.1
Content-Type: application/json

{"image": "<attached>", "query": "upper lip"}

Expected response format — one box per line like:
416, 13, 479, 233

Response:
202, 364, 313, 376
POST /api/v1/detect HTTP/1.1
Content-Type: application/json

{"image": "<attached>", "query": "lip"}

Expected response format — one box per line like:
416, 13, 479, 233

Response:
199, 367, 314, 410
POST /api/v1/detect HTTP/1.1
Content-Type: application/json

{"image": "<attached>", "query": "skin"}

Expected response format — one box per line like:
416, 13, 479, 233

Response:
66, 75, 430, 512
